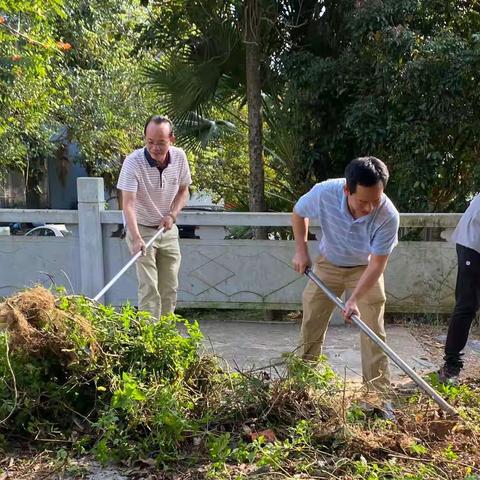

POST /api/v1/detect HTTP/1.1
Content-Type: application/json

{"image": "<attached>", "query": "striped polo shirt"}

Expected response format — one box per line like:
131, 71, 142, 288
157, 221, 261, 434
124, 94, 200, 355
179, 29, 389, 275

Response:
294, 178, 399, 266
117, 146, 192, 226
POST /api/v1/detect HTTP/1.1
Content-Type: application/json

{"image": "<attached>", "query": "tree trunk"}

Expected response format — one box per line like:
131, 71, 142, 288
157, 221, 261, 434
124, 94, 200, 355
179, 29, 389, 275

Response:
245, 0, 267, 239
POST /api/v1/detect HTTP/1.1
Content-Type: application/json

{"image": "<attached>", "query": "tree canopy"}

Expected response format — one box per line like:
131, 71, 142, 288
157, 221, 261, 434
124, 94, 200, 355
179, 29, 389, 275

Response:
1, 0, 479, 211
281, 0, 480, 211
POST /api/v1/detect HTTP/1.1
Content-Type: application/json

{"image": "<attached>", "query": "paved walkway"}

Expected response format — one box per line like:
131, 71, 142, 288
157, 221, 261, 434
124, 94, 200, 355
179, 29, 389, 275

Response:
198, 320, 437, 382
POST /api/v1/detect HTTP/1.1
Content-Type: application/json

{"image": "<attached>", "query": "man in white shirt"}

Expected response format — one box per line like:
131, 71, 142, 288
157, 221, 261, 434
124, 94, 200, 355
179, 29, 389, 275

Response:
117, 115, 192, 319
439, 194, 480, 383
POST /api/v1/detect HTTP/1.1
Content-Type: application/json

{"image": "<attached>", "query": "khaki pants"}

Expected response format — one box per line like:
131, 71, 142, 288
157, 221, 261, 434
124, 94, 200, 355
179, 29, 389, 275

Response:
301, 256, 390, 391
126, 224, 181, 320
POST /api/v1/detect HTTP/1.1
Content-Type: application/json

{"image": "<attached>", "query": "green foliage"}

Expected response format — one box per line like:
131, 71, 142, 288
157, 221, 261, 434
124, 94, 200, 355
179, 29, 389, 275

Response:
283, 352, 339, 391
141, 0, 480, 212
53, 0, 158, 184
2, 289, 480, 478
408, 441, 428, 456
2, 0, 480, 211
187, 115, 250, 207
0, 0, 158, 190
442, 444, 459, 461
0, 0, 68, 175
141, 0, 318, 210
347, 404, 367, 423
428, 371, 480, 407
0, 295, 203, 460
208, 432, 232, 466
0, 293, 346, 465
350, 456, 439, 479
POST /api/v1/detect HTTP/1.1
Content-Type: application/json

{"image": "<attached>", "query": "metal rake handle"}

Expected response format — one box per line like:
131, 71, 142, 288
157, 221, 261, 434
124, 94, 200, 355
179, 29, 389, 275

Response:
93, 227, 165, 302
305, 267, 457, 417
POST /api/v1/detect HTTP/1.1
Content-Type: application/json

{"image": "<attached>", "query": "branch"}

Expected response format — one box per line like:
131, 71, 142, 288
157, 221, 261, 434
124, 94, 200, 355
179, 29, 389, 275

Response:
0, 21, 70, 53
0, 22, 50, 49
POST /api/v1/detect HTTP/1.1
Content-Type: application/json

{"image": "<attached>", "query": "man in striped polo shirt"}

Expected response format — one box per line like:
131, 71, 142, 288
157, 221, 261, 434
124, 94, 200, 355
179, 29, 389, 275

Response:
292, 157, 400, 393
117, 115, 192, 320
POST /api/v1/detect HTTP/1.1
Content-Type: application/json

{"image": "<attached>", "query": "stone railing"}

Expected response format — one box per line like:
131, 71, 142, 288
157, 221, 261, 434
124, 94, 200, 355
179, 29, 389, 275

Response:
0, 178, 461, 314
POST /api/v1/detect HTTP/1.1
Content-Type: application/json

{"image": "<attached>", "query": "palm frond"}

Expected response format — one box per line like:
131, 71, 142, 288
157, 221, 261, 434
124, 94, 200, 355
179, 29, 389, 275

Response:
176, 112, 237, 154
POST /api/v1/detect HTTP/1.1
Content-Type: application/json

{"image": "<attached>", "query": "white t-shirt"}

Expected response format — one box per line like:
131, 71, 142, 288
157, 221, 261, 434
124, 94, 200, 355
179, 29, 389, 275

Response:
451, 194, 480, 254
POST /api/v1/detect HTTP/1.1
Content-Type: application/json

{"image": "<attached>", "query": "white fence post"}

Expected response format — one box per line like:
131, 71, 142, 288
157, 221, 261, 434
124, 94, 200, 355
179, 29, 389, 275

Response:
77, 177, 105, 299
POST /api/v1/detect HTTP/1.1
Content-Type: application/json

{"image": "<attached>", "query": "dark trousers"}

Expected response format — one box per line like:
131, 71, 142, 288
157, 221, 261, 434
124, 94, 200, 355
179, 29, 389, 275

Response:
444, 244, 480, 367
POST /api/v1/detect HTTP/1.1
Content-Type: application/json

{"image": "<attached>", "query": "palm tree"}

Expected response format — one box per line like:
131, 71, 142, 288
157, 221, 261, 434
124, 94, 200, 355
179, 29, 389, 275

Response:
142, 1, 314, 227
244, 0, 265, 228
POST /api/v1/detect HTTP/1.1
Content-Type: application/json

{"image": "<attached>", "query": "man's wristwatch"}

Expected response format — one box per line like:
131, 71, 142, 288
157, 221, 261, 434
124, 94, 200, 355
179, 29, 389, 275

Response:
166, 212, 176, 223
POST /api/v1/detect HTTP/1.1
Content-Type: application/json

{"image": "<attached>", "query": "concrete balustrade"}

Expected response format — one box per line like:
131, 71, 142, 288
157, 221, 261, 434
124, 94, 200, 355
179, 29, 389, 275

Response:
0, 177, 461, 314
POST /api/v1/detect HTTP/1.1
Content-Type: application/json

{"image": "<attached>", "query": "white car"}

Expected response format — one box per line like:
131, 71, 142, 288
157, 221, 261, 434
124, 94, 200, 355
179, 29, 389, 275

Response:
25, 224, 70, 237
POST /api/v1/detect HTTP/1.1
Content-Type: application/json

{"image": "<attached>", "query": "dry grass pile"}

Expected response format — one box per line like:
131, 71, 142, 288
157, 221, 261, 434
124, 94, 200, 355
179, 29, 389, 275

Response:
0, 287, 97, 361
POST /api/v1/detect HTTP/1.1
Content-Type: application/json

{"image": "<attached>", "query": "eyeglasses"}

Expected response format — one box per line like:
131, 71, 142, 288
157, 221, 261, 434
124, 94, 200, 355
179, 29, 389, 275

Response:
147, 140, 170, 148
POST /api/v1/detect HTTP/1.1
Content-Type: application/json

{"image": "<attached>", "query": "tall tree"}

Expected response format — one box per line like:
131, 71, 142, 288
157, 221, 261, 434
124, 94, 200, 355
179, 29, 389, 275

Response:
52, 0, 158, 186
0, 0, 160, 203
244, 0, 266, 236
142, 1, 309, 215
281, 0, 480, 211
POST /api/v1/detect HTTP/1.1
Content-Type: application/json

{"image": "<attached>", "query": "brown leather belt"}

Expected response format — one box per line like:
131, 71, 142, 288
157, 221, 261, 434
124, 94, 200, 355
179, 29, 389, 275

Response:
139, 224, 160, 229
335, 264, 365, 268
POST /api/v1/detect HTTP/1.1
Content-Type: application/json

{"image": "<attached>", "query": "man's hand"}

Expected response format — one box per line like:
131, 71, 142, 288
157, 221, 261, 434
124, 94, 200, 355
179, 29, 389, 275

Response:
343, 297, 360, 324
160, 214, 174, 231
130, 236, 146, 256
292, 249, 311, 273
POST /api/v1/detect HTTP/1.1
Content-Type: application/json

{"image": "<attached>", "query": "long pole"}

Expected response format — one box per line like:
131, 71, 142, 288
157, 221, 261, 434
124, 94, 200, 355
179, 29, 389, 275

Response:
305, 267, 457, 417
93, 227, 165, 302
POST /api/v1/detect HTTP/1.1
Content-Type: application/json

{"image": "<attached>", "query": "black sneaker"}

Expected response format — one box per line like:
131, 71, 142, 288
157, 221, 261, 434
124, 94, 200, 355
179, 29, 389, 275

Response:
438, 363, 461, 385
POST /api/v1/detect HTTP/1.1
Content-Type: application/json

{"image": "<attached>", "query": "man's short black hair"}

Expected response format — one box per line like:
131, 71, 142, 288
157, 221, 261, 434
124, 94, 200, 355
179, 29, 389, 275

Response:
144, 115, 174, 136
345, 156, 389, 193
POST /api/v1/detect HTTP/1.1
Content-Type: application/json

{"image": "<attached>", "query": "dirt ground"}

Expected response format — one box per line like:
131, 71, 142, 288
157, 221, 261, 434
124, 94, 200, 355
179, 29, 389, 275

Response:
405, 322, 480, 380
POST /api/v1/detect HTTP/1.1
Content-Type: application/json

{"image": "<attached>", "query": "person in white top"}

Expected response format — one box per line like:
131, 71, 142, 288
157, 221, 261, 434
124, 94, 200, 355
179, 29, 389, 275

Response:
117, 115, 192, 320
438, 194, 480, 383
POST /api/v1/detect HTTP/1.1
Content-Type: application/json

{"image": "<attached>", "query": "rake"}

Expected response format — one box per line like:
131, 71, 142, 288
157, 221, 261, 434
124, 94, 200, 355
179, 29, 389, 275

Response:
93, 227, 165, 302
305, 267, 457, 417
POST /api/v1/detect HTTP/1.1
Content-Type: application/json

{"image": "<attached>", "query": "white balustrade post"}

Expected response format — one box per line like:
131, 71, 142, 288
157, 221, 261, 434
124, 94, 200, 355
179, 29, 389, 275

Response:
77, 177, 105, 299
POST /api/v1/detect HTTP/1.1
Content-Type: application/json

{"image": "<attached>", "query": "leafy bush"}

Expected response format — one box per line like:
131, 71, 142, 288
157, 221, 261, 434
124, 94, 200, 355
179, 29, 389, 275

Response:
0, 288, 203, 460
